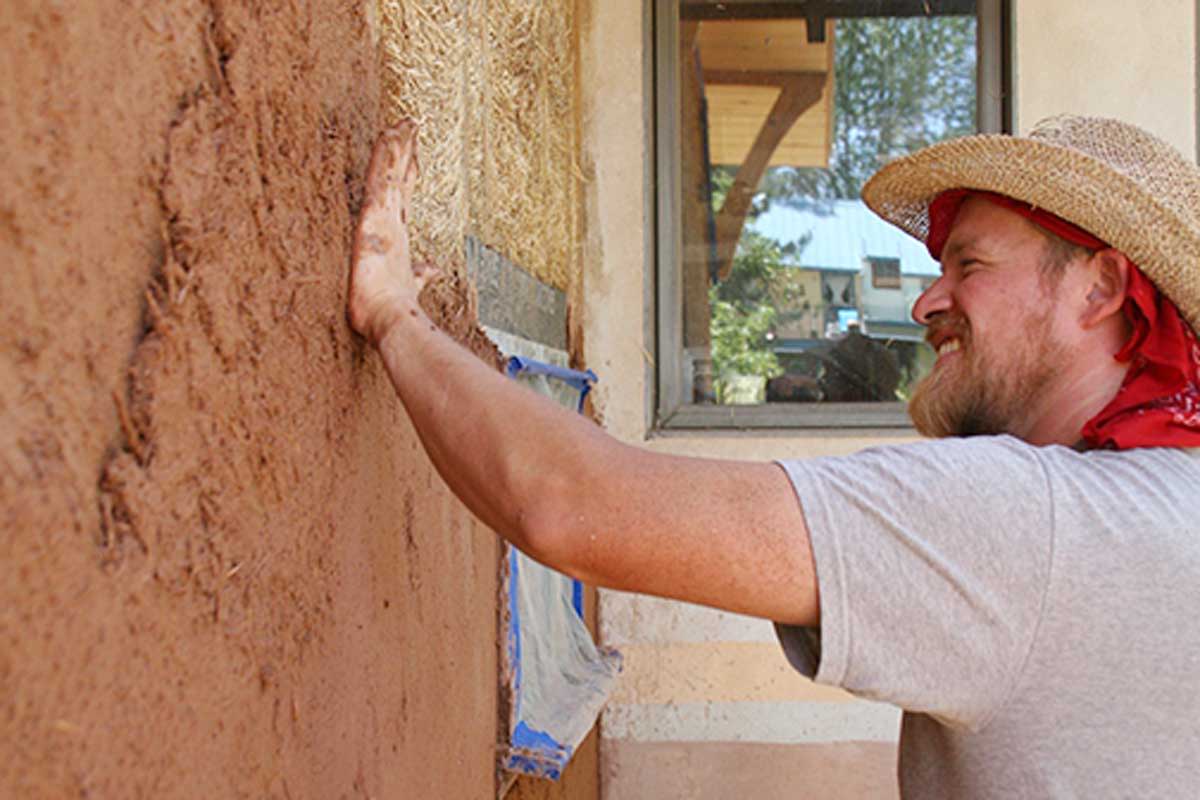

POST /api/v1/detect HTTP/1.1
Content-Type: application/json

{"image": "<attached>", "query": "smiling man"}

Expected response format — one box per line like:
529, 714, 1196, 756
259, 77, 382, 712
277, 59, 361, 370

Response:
348, 115, 1200, 797
907, 194, 1130, 443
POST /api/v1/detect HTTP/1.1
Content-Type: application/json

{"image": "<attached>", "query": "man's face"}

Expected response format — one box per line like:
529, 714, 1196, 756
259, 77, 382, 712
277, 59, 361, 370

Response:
908, 197, 1072, 438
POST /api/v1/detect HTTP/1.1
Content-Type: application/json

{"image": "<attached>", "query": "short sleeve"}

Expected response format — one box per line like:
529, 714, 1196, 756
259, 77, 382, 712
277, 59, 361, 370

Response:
775, 436, 1055, 731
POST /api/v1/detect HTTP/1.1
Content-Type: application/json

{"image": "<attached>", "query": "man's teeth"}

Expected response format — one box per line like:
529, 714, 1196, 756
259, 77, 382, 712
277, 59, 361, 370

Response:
937, 339, 961, 356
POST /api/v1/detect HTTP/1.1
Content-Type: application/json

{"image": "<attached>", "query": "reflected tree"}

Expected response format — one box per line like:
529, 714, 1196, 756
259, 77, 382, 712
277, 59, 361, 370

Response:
762, 15, 977, 204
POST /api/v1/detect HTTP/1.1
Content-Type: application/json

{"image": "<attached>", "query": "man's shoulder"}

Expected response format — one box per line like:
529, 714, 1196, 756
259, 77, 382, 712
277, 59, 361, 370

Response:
846, 433, 1047, 468
856, 436, 1200, 466
1042, 441, 1200, 471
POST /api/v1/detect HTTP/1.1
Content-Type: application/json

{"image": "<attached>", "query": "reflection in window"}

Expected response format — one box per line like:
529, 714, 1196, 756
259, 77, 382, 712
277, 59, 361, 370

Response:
870, 257, 902, 290
676, 2, 979, 407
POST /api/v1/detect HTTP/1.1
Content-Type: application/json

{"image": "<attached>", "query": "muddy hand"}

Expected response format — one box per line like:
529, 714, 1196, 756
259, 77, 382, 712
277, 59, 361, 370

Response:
348, 121, 436, 346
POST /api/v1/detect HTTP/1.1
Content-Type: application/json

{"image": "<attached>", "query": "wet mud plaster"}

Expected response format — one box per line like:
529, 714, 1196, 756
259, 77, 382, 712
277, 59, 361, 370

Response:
3, 2, 502, 798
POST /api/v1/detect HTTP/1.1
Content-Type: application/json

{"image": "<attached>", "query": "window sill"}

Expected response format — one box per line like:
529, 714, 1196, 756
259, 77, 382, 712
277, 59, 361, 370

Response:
656, 401, 917, 432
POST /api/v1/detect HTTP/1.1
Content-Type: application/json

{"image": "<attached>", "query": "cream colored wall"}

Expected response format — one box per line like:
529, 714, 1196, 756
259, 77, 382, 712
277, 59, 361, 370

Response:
577, 0, 653, 444
1013, 0, 1197, 157
579, 2, 1198, 798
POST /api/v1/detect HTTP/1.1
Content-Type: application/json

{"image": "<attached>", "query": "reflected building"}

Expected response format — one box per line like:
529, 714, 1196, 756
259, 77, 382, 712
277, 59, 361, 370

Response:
751, 199, 938, 401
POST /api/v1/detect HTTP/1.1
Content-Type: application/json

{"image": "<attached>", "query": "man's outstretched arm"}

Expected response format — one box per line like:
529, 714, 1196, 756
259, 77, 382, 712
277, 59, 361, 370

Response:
348, 124, 819, 626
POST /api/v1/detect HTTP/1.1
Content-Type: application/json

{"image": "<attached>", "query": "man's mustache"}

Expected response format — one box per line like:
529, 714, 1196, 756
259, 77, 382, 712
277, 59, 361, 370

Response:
925, 316, 971, 348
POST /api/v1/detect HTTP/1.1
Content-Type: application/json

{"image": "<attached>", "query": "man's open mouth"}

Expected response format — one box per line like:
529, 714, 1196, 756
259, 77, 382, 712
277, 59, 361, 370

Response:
936, 338, 962, 357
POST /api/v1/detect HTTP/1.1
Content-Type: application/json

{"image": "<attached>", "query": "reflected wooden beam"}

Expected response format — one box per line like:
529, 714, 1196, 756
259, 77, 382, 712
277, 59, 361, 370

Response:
705, 68, 827, 87
710, 71, 825, 280
682, 0, 976, 41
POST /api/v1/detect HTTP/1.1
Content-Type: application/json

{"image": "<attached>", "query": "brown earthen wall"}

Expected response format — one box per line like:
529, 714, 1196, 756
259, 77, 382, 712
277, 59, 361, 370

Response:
0, 2, 565, 796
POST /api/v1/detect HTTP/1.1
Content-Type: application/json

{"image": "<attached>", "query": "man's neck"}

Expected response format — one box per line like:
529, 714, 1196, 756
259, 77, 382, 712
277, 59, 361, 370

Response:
1020, 357, 1130, 447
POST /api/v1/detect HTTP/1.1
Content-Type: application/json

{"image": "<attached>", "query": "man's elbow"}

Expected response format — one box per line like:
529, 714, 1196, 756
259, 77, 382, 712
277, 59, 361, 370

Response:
505, 439, 649, 590
507, 476, 600, 583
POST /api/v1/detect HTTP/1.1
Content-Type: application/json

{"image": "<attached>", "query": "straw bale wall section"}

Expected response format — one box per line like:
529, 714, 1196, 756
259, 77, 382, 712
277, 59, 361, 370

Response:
381, 0, 582, 292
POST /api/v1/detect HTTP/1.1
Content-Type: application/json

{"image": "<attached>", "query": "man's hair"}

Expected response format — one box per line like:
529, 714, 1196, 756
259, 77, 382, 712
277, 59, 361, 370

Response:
1036, 227, 1096, 285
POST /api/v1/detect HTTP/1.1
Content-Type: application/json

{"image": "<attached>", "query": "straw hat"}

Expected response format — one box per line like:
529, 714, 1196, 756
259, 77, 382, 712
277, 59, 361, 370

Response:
862, 114, 1200, 333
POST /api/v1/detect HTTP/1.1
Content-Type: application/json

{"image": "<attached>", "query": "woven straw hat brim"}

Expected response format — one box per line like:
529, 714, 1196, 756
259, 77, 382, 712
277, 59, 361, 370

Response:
862, 134, 1200, 334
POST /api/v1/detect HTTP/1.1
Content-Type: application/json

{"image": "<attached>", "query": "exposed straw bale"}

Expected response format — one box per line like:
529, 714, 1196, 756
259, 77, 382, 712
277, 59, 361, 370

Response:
380, 0, 470, 268
381, 0, 580, 291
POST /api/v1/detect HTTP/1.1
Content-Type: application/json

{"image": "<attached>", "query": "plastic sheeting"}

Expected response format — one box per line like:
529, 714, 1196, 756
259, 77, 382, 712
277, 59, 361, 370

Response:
498, 346, 621, 780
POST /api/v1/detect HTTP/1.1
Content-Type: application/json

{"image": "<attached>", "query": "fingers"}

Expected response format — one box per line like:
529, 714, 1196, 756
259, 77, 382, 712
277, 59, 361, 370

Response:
399, 150, 419, 226
346, 120, 429, 344
364, 120, 420, 213
395, 123, 420, 227
354, 120, 421, 269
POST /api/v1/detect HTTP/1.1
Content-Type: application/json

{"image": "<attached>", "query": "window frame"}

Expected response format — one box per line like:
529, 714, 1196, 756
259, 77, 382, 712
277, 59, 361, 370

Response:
652, 0, 1010, 431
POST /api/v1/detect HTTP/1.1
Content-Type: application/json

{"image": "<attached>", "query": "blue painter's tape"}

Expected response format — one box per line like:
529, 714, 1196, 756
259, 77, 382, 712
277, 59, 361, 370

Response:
506, 356, 598, 412
511, 720, 569, 752
507, 546, 523, 719
571, 579, 584, 619
503, 720, 574, 779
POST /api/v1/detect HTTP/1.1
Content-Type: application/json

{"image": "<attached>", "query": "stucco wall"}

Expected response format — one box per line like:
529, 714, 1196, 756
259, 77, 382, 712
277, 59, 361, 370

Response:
1013, 0, 1197, 158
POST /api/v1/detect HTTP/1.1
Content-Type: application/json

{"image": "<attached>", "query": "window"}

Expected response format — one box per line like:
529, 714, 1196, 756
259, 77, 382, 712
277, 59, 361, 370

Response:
655, 0, 1008, 428
869, 257, 902, 290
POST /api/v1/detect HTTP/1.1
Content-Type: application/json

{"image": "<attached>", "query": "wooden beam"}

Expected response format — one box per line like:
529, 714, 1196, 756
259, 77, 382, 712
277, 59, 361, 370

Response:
712, 72, 825, 280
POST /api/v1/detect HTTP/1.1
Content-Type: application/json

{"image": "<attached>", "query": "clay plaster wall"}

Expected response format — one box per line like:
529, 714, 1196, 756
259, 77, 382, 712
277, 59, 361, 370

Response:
1, 1, 596, 797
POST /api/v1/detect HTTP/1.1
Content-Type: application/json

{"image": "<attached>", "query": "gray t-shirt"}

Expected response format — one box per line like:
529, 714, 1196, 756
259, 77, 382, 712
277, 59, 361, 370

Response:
775, 436, 1200, 798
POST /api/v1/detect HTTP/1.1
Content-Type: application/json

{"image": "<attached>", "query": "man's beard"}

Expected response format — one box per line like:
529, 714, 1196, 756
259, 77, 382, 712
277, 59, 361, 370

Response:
909, 310, 1065, 438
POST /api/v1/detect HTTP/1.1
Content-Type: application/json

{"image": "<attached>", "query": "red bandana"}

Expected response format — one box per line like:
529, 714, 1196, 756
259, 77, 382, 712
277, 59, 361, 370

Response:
926, 189, 1200, 450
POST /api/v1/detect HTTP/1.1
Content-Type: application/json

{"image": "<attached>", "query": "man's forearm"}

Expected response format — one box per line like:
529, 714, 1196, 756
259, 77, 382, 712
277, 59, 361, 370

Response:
374, 300, 613, 571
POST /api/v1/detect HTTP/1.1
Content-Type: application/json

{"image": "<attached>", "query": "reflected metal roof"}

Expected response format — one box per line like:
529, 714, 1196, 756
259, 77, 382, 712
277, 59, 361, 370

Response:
750, 198, 940, 276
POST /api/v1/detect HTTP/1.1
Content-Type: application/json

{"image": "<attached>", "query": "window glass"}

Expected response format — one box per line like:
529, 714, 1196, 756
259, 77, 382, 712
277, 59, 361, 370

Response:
667, 1, 983, 414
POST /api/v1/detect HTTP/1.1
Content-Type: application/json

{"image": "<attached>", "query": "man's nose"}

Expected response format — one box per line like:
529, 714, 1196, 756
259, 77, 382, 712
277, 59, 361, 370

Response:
912, 275, 953, 325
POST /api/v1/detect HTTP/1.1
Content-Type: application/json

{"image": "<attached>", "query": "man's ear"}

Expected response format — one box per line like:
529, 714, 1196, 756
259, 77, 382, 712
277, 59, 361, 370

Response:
1080, 249, 1131, 329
